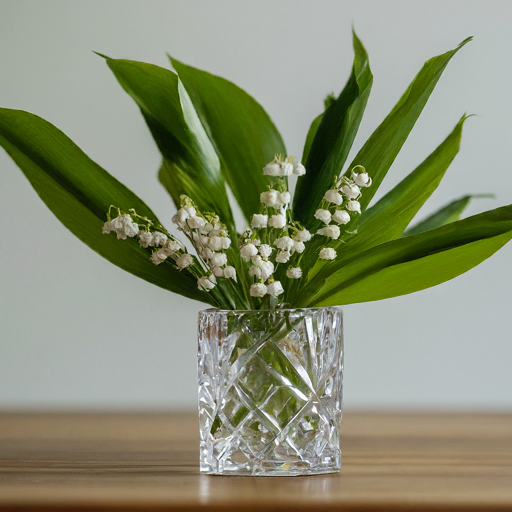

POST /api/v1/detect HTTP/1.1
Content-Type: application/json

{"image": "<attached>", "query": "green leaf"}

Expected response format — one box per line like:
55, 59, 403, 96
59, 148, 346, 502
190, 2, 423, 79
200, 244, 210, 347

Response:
169, 57, 286, 223
0, 108, 209, 304
314, 230, 512, 306
331, 116, 467, 267
301, 112, 323, 165
403, 194, 494, 236
102, 57, 235, 232
301, 204, 512, 307
294, 31, 373, 225
349, 37, 472, 213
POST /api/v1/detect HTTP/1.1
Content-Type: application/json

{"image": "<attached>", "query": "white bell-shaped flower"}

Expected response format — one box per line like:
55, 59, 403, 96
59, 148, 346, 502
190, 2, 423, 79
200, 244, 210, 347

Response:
153, 232, 168, 247
341, 183, 361, 199
276, 251, 291, 263
211, 253, 228, 267
286, 267, 302, 279
314, 209, 332, 224
317, 225, 341, 239
293, 229, 311, 242
293, 162, 306, 176
274, 236, 294, 252
278, 191, 291, 205
319, 247, 337, 260
346, 200, 361, 214
176, 253, 194, 269
259, 244, 273, 258
240, 243, 258, 261
260, 190, 279, 207
223, 266, 237, 280
212, 266, 224, 277
280, 162, 293, 176
248, 265, 262, 279
251, 214, 268, 229
220, 237, 231, 249
267, 281, 284, 297
292, 240, 305, 254
353, 172, 371, 187
324, 189, 343, 205
262, 163, 281, 176
198, 275, 216, 291
138, 231, 154, 248
250, 283, 267, 297
332, 209, 351, 225
269, 214, 286, 229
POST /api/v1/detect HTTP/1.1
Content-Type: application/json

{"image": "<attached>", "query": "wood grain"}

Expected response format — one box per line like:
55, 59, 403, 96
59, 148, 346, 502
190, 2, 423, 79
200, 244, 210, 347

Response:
0, 412, 511, 511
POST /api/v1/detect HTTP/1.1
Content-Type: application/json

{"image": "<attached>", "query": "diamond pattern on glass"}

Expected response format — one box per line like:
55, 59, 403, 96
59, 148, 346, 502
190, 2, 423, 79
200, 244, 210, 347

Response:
198, 307, 343, 476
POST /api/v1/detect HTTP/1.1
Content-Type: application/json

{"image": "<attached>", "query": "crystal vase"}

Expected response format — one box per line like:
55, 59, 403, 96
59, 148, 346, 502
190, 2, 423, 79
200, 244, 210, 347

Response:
197, 307, 344, 476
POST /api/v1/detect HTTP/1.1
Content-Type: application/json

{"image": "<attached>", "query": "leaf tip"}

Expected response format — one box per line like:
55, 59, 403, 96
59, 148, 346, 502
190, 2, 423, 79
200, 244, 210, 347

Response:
92, 51, 111, 60
458, 36, 474, 49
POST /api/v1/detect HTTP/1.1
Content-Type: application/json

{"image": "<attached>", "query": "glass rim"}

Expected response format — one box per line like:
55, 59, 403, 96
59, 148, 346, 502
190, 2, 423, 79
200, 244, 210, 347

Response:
199, 306, 343, 314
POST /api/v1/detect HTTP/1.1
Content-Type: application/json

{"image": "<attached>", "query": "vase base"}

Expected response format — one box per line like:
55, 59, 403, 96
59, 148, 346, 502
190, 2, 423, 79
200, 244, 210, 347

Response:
200, 453, 341, 477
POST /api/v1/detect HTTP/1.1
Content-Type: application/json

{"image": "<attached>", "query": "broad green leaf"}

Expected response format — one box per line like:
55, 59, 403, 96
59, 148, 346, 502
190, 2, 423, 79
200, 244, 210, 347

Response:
299, 203, 512, 307
313, 230, 512, 306
349, 37, 472, 213
0, 108, 209, 304
298, 116, 467, 286
102, 57, 235, 232
169, 57, 286, 223
403, 194, 494, 236
333, 116, 467, 265
294, 31, 373, 225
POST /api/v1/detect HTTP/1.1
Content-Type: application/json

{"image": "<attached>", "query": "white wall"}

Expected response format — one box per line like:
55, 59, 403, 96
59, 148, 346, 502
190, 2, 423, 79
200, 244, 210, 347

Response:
1, 0, 511, 410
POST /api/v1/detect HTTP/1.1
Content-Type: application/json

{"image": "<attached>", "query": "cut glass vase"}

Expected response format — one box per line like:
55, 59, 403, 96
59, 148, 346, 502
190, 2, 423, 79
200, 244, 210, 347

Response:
197, 307, 344, 476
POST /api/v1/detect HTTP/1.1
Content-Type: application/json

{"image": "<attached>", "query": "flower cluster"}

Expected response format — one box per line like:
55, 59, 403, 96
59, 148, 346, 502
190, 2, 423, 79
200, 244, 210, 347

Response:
102, 208, 193, 269
238, 157, 313, 299
172, 198, 236, 290
102, 158, 370, 306
315, 165, 371, 259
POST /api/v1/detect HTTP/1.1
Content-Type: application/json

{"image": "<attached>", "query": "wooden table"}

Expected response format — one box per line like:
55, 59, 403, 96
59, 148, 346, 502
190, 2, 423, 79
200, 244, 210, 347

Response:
0, 412, 511, 511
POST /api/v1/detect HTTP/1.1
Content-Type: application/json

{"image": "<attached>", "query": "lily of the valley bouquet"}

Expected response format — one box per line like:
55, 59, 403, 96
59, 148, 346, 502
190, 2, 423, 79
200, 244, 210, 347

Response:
1, 34, 511, 311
